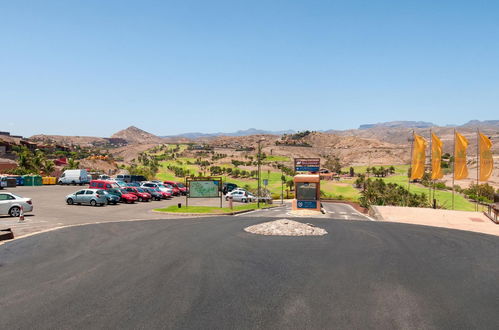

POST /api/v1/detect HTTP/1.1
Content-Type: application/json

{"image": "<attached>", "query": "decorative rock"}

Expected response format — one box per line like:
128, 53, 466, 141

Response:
244, 219, 327, 236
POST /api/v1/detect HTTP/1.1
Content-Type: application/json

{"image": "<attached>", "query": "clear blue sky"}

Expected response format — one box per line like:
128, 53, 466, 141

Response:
1, 0, 498, 137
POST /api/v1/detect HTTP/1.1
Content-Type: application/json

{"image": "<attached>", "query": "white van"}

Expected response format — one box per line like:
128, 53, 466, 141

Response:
115, 174, 131, 183
58, 169, 91, 185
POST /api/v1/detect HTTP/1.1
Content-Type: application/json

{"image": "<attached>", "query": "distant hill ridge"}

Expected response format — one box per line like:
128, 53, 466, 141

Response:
162, 128, 296, 139
358, 121, 435, 130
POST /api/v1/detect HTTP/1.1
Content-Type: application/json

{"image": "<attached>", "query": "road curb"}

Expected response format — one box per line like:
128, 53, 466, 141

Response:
368, 206, 384, 221
152, 206, 280, 216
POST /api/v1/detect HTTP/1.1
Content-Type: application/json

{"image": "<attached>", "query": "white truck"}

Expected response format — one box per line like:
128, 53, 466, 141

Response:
58, 169, 91, 185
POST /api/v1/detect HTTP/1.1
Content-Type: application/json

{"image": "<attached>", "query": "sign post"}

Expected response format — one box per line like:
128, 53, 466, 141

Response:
294, 158, 321, 172
292, 158, 321, 212
185, 177, 223, 208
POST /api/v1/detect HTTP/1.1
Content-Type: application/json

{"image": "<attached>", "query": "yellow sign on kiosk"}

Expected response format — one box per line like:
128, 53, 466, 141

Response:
292, 174, 321, 211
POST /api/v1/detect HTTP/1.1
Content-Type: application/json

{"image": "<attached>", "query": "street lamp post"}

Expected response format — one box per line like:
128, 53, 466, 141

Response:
257, 138, 265, 208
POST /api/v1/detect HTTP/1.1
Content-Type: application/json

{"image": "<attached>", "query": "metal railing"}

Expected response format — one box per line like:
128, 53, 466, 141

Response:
484, 204, 499, 224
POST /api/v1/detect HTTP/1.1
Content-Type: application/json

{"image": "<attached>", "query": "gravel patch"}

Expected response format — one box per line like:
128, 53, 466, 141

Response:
244, 219, 328, 236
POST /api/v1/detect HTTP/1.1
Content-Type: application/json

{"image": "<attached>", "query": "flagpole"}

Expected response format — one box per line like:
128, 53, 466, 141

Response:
476, 128, 480, 211
429, 128, 432, 205
452, 128, 456, 210
408, 130, 414, 206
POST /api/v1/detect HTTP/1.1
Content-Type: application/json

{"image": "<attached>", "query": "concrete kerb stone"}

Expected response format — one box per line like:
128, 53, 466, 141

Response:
152, 205, 281, 216
368, 206, 384, 221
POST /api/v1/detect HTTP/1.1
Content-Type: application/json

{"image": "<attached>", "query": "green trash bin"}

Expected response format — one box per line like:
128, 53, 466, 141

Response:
34, 175, 43, 186
22, 175, 33, 186
22, 175, 43, 186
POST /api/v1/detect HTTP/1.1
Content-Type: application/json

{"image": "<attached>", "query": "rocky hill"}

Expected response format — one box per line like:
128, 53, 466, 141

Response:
29, 134, 109, 147
111, 126, 164, 144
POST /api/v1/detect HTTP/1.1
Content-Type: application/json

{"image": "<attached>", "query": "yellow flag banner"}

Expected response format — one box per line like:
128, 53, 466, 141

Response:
431, 133, 443, 179
411, 134, 427, 180
454, 132, 468, 180
479, 132, 493, 181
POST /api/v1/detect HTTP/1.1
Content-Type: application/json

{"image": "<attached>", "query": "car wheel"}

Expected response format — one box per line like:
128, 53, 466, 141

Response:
90, 200, 97, 206
9, 206, 21, 217
225, 197, 229, 201
242, 198, 247, 203
113, 201, 117, 205
138, 197, 143, 202
67, 198, 74, 205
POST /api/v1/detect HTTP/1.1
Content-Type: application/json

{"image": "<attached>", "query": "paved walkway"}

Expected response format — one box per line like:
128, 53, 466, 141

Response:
372, 206, 499, 236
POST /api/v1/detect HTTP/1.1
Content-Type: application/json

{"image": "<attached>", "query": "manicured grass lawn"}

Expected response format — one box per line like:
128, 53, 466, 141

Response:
321, 181, 360, 201
264, 155, 291, 162
154, 203, 272, 214
343, 164, 409, 175
376, 174, 477, 211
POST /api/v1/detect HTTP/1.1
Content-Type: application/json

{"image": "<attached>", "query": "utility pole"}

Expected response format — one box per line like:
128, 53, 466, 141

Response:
257, 138, 265, 208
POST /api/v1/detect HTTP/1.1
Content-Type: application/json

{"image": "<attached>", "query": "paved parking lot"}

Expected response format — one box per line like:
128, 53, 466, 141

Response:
0, 185, 231, 238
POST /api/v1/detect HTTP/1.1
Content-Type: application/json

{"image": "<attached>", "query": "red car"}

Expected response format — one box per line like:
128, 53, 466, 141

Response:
163, 181, 181, 196
116, 189, 138, 203
89, 180, 120, 190
152, 187, 172, 199
175, 182, 188, 195
124, 187, 151, 202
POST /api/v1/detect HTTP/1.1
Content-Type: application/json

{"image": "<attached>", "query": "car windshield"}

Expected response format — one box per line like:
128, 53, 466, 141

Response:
137, 188, 145, 193
119, 189, 129, 194
176, 183, 185, 188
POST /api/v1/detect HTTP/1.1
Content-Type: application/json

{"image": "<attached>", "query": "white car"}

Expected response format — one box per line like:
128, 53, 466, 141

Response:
141, 182, 173, 195
0, 192, 33, 217
225, 190, 254, 203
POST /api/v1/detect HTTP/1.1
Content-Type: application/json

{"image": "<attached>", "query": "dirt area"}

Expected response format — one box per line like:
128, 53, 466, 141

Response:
244, 219, 327, 236
441, 157, 499, 190
371, 205, 499, 237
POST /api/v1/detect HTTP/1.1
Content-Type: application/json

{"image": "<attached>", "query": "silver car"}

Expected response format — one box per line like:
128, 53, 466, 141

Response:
65, 189, 107, 207
0, 192, 33, 217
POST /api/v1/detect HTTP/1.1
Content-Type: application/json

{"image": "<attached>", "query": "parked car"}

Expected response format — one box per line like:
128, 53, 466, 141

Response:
58, 169, 91, 185
127, 182, 141, 187
223, 183, 238, 195
141, 182, 173, 195
109, 180, 127, 187
0, 176, 7, 189
131, 175, 147, 183
175, 182, 188, 195
151, 187, 172, 199
97, 174, 111, 180
100, 190, 120, 205
124, 187, 151, 202
107, 188, 138, 203
141, 188, 163, 201
0, 192, 33, 217
65, 189, 107, 206
163, 181, 182, 196
115, 174, 131, 183
89, 180, 120, 190
225, 190, 253, 203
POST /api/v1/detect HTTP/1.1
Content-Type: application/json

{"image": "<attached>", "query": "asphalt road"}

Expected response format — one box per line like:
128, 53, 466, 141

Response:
241, 201, 372, 220
1, 216, 499, 329
0, 185, 228, 238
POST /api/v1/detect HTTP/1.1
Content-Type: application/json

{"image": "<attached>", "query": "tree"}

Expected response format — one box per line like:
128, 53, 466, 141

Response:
325, 156, 342, 173
349, 167, 355, 177
66, 158, 80, 169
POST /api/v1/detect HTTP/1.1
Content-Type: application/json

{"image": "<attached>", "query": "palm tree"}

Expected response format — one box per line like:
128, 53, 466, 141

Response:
66, 158, 80, 169
42, 160, 55, 175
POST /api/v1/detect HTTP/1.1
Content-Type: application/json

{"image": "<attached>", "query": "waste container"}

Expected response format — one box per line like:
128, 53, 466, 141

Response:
42, 176, 56, 185
6, 178, 17, 187
23, 175, 43, 186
